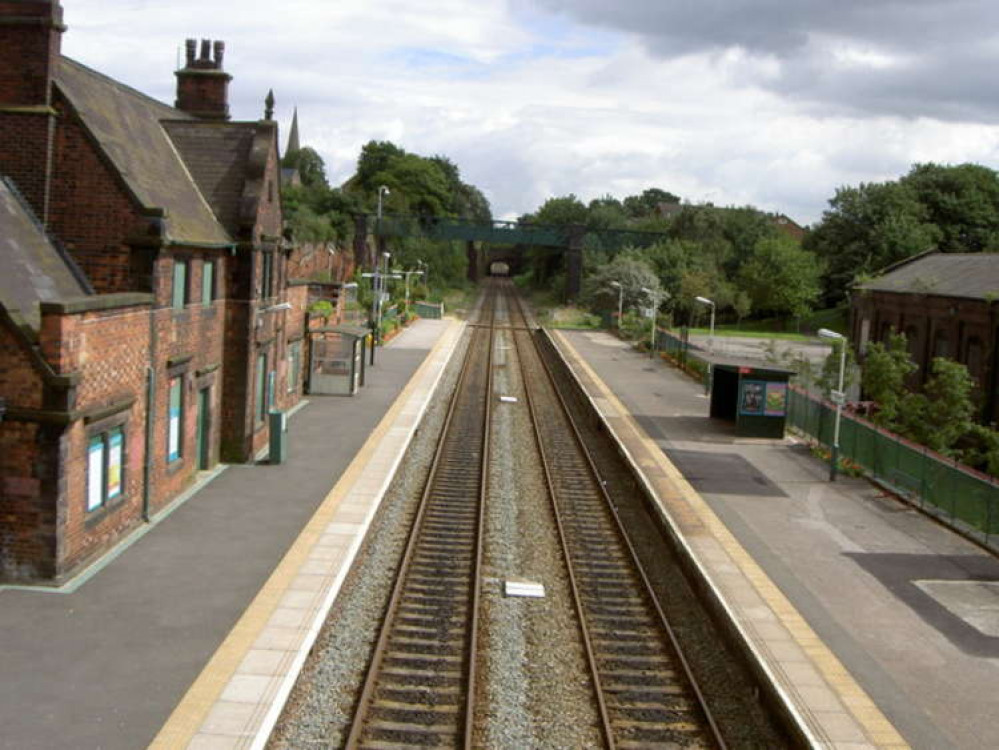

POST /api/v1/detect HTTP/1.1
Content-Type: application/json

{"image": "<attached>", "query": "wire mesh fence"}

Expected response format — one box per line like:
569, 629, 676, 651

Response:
787, 387, 999, 549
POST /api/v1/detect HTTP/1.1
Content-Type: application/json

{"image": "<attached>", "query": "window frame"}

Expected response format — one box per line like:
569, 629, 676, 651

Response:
172, 257, 190, 310
255, 352, 268, 425
287, 339, 301, 394
86, 425, 126, 513
167, 375, 184, 463
260, 251, 274, 300
202, 258, 216, 307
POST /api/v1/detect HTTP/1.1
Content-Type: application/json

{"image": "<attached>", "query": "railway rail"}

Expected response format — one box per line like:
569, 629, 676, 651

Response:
345, 287, 496, 748
347, 280, 726, 748
506, 282, 726, 749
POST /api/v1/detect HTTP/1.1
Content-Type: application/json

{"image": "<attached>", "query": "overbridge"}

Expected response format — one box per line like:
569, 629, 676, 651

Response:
356, 214, 670, 298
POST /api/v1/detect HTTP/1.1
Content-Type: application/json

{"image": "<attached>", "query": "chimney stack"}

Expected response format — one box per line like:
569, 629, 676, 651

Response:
174, 37, 232, 120
0, 0, 67, 223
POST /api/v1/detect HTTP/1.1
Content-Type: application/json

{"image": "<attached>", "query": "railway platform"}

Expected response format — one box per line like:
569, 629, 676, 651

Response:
0, 317, 464, 750
555, 328, 999, 750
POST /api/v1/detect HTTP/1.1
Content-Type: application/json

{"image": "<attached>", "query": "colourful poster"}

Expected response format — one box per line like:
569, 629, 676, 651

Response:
765, 382, 788, 417
87, 437, 103, 511
107, 429, 123, 499
740, 380, 765, 415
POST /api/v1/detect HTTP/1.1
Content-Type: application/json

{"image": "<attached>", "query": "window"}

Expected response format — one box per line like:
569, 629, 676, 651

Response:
202, 259, 216, 306
87, 427, 124, 512
260, 252, 274, 299
168, 376, 183, 462
255, 353, 267, 424
287, 340, 301, 393
172, 258, 189, 310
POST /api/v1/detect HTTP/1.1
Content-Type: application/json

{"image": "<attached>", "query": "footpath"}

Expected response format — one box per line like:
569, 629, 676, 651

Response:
560, 329, 999, 750
0, 318, 456, 750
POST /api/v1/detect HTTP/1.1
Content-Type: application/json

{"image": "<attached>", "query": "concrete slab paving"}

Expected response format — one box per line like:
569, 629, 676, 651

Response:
0, 318, 457, 750
560, 328, 999, 750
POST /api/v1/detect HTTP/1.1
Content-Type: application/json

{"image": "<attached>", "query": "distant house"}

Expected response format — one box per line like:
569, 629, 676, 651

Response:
851, 251, 999, 422
655, 202, 684, 219
0, 1, 310, 581
769, 213, 806, 241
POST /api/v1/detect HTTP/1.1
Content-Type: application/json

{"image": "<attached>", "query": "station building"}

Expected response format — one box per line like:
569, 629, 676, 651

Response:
851, 250, 999, 423
0, 0, 343, 582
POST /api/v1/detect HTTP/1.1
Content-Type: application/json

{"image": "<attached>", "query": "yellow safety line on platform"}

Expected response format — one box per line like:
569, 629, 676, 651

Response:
149, 320, 464, 750
552, 331, 909, 750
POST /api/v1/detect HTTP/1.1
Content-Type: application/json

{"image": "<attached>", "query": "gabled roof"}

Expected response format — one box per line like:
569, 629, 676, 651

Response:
857, 252, 999, 300
0, 178, 90, 330
54, 57, 233, 248
163, 121, 257, 238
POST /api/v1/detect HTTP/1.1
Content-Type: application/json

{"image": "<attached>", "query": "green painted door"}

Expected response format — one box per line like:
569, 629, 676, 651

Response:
196, 387, 211, 470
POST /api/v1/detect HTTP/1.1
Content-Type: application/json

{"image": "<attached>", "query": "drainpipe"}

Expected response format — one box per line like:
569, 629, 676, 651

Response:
142, 366, 155, 522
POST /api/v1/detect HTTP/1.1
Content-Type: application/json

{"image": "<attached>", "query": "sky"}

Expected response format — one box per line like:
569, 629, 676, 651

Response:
63, 0, 999, 226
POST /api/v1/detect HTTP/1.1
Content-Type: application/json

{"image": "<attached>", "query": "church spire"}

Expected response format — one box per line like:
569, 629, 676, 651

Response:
286, 107, 300, 154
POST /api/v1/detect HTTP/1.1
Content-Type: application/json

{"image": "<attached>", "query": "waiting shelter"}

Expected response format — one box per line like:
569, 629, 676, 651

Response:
706, 356, 795, 439
309, 325, 370, 396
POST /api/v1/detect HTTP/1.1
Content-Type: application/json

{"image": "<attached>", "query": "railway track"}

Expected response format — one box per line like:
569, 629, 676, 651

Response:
506, 282, 726, 749
347, 280, 724, 748
345, 288, 496, 749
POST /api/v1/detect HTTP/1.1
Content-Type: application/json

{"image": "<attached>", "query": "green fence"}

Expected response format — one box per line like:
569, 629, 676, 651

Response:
414, 301, 444, 319
655, 328, 710, 386
787, 387, 999, 549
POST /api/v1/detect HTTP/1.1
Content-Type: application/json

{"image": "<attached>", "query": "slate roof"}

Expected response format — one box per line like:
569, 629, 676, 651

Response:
164, 121, 257, 237
857, 252, 999, 300
54, 58, 233, 248
0, 178, 89, 330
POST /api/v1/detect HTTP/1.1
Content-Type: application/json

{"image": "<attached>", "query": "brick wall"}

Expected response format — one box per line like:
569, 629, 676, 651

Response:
47, 90, 141, 293
0, 319, 55, 580
0, 1, 63, 221
46, 301, 150, 574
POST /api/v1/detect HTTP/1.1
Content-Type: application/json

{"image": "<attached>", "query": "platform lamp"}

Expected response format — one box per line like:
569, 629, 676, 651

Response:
818, 328, 847, 482
376, 185, 390, 232
640, 287, 660, 358
694, 296, 716, 395
609, 281, 624, 330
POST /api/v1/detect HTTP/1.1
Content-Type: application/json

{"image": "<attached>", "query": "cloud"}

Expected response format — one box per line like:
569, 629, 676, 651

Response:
58, 0, 999, 227
525, 0, 999, 122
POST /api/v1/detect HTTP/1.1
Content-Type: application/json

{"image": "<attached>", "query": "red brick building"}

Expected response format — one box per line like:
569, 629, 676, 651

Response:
851, 251, 999, 424
0, 1, 314, 581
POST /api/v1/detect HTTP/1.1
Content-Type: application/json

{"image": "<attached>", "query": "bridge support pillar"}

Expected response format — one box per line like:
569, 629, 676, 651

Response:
565, 224, 585, 301
466, 241, 480, 282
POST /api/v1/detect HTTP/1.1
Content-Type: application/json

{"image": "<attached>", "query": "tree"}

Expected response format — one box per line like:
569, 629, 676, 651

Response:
806, 180, 939, 304
861, 331, 916, 427
898, 358, 976, 456
903, 163, 999, 253
583, 254, 663, 315
623, 187, 681, 218
738, 235, 823, 319
282, 146, 328, 189
533, 194, 588, 226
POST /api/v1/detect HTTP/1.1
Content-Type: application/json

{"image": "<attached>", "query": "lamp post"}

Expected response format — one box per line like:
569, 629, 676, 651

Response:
694, 296, 716, 394
376, 185, 390, 225
640, 287, 660, 358
694, 296, 715, 353
818, 328, 847, 482
609, 281, 623, 330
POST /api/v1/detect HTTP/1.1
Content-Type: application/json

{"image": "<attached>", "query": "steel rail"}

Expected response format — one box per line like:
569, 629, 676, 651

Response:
346, 285, 496, 748
509, 283, 727, 749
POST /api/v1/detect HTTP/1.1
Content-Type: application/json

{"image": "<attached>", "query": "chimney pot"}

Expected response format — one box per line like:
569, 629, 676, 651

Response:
213, 40, 225, 67
199, 39, 210, 62
185, 39, 196, 67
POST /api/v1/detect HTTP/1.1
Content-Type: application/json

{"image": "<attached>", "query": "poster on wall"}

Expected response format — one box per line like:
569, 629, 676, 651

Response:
107, 429, 123, 499
740, 380, 766, 415
87, 438, 103, 511
169, 407, 180, 460
765, 382, 788, 417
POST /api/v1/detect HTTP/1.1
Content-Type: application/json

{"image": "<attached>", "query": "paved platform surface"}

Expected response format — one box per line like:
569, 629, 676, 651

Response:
559, 329, 999, 750
0, 318, 461, 750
